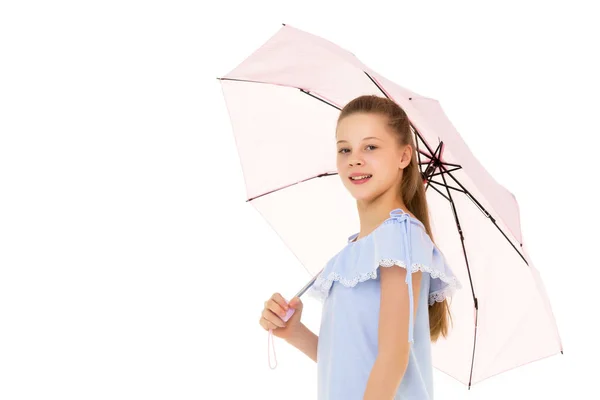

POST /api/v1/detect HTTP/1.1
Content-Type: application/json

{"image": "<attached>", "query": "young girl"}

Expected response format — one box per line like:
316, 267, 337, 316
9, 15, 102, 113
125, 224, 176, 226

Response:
259, 95, 461, 399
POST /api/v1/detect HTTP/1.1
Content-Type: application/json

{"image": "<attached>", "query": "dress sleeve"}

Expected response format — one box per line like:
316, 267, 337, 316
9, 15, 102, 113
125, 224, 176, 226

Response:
371, 216, 463, 344
428, 245, 461, 306
308, 214, 461, 343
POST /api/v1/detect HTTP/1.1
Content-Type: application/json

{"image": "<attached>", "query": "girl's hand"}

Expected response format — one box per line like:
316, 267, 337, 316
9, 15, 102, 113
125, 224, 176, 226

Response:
259, 292, 303, 339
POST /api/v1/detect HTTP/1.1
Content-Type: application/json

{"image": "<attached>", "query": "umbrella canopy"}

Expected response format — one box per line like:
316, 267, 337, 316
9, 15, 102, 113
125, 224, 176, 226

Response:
218, 24, 562, 388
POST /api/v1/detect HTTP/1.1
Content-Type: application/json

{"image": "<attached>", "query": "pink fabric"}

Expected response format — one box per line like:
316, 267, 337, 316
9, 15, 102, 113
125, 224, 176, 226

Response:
220, 24, 563, 387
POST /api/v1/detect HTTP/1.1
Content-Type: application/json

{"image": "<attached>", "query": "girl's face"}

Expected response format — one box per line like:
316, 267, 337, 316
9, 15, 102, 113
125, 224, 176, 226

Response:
336, 113, 409, 202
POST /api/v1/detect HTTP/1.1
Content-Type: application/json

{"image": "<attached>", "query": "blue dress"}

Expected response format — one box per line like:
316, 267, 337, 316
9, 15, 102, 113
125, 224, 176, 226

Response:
308, 208, 461, 400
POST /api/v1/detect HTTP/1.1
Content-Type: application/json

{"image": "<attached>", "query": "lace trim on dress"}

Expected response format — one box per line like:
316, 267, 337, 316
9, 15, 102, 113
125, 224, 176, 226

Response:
310, 259, 461, 306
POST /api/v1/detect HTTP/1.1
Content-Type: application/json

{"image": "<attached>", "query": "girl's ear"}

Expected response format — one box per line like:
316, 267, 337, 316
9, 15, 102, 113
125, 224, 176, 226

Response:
399, 144, 412, 169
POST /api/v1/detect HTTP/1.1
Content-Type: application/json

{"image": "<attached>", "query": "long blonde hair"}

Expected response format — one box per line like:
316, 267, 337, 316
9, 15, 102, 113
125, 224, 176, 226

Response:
338, 94, 452, 342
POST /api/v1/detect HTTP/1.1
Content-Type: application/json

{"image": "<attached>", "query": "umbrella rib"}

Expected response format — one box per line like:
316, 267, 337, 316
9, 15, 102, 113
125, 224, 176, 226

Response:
217, 77, 269, 84
365, 71, 442, 159
217, 78, 343, 111
418, 150, 432, 160
427, 179, 465, 193
427, 181, 450, 202
440, 161, 462, 168
299, 89, 342, 110
399, 86, 528, 266
439, 169, 478, 305
439, 169, 479, 390
413, 126, 431, 193
430, 166, 462, 176
440, 166, 529, 266
417, 147, 460, 169
365, 71, 386, 95
420, 142, 443, 188
246, 172, 338, 202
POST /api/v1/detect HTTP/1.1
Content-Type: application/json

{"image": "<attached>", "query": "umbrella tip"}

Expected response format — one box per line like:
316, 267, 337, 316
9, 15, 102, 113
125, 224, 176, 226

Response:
282, 23, 286, 26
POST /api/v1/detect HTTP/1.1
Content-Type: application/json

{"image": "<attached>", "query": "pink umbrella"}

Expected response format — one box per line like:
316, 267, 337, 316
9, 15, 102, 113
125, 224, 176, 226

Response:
218, 24, 563, 389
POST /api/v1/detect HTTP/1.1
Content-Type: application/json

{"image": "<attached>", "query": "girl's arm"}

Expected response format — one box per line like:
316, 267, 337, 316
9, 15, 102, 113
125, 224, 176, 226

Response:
285, 323, 319, 362
363, 268, 422, 399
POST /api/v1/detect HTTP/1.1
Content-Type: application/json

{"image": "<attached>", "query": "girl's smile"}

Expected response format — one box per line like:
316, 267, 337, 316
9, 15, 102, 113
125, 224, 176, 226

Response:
349, 173, 373, 184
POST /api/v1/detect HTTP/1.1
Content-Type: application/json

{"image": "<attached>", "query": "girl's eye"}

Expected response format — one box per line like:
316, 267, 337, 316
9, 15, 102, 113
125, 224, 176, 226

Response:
338, 145, 377, 154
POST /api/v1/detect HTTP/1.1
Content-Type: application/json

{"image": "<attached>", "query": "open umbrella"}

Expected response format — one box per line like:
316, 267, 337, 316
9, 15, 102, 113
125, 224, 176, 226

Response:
218, 24, 562, 389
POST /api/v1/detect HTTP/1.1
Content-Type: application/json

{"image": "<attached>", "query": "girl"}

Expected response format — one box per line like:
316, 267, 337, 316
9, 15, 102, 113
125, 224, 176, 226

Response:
259, 95, 461, 399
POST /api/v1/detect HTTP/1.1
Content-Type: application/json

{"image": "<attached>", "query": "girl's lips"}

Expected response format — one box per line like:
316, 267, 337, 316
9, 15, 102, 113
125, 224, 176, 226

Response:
349, 176, 372, 185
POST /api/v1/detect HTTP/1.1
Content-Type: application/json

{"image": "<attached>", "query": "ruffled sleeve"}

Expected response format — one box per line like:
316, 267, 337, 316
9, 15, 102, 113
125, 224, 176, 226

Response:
428, 245, 461, 306
308, 208, 461, 343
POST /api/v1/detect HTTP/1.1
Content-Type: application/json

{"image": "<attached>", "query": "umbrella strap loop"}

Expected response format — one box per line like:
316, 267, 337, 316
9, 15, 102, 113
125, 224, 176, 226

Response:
268, 329, 278, 369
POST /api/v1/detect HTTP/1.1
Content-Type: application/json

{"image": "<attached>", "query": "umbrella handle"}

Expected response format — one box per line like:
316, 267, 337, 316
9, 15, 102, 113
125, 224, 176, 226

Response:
282, 307, 296, 322
268, 308, 296, 369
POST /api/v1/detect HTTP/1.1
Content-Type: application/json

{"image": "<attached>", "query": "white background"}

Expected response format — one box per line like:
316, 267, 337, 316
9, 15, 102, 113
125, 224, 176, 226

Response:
1, 0, 598, 399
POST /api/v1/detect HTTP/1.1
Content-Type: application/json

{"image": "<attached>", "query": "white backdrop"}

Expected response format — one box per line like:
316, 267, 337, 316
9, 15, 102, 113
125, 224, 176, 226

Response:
1, 1, 598, 399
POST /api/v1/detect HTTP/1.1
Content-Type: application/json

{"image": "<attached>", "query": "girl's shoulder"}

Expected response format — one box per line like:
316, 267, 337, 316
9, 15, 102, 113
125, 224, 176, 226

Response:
308, 208, 462, 305
346, 208, 429, 249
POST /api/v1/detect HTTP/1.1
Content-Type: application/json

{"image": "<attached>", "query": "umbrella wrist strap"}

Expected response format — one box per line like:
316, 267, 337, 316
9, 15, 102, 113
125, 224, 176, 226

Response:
268, 307, 295, 369
268, 329, 278, 369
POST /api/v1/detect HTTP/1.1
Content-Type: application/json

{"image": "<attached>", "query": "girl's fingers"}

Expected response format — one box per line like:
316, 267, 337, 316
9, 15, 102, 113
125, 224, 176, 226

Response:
260, 316, 279, 331
271, 292, 289, 311
262, 309, 286, 328
266, 298, 287, 319
259, 317, 269, 330
258, 293, 291, 332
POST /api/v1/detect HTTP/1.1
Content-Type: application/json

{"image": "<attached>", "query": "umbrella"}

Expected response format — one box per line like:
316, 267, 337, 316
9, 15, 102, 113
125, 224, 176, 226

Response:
217, 24, 563, 389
